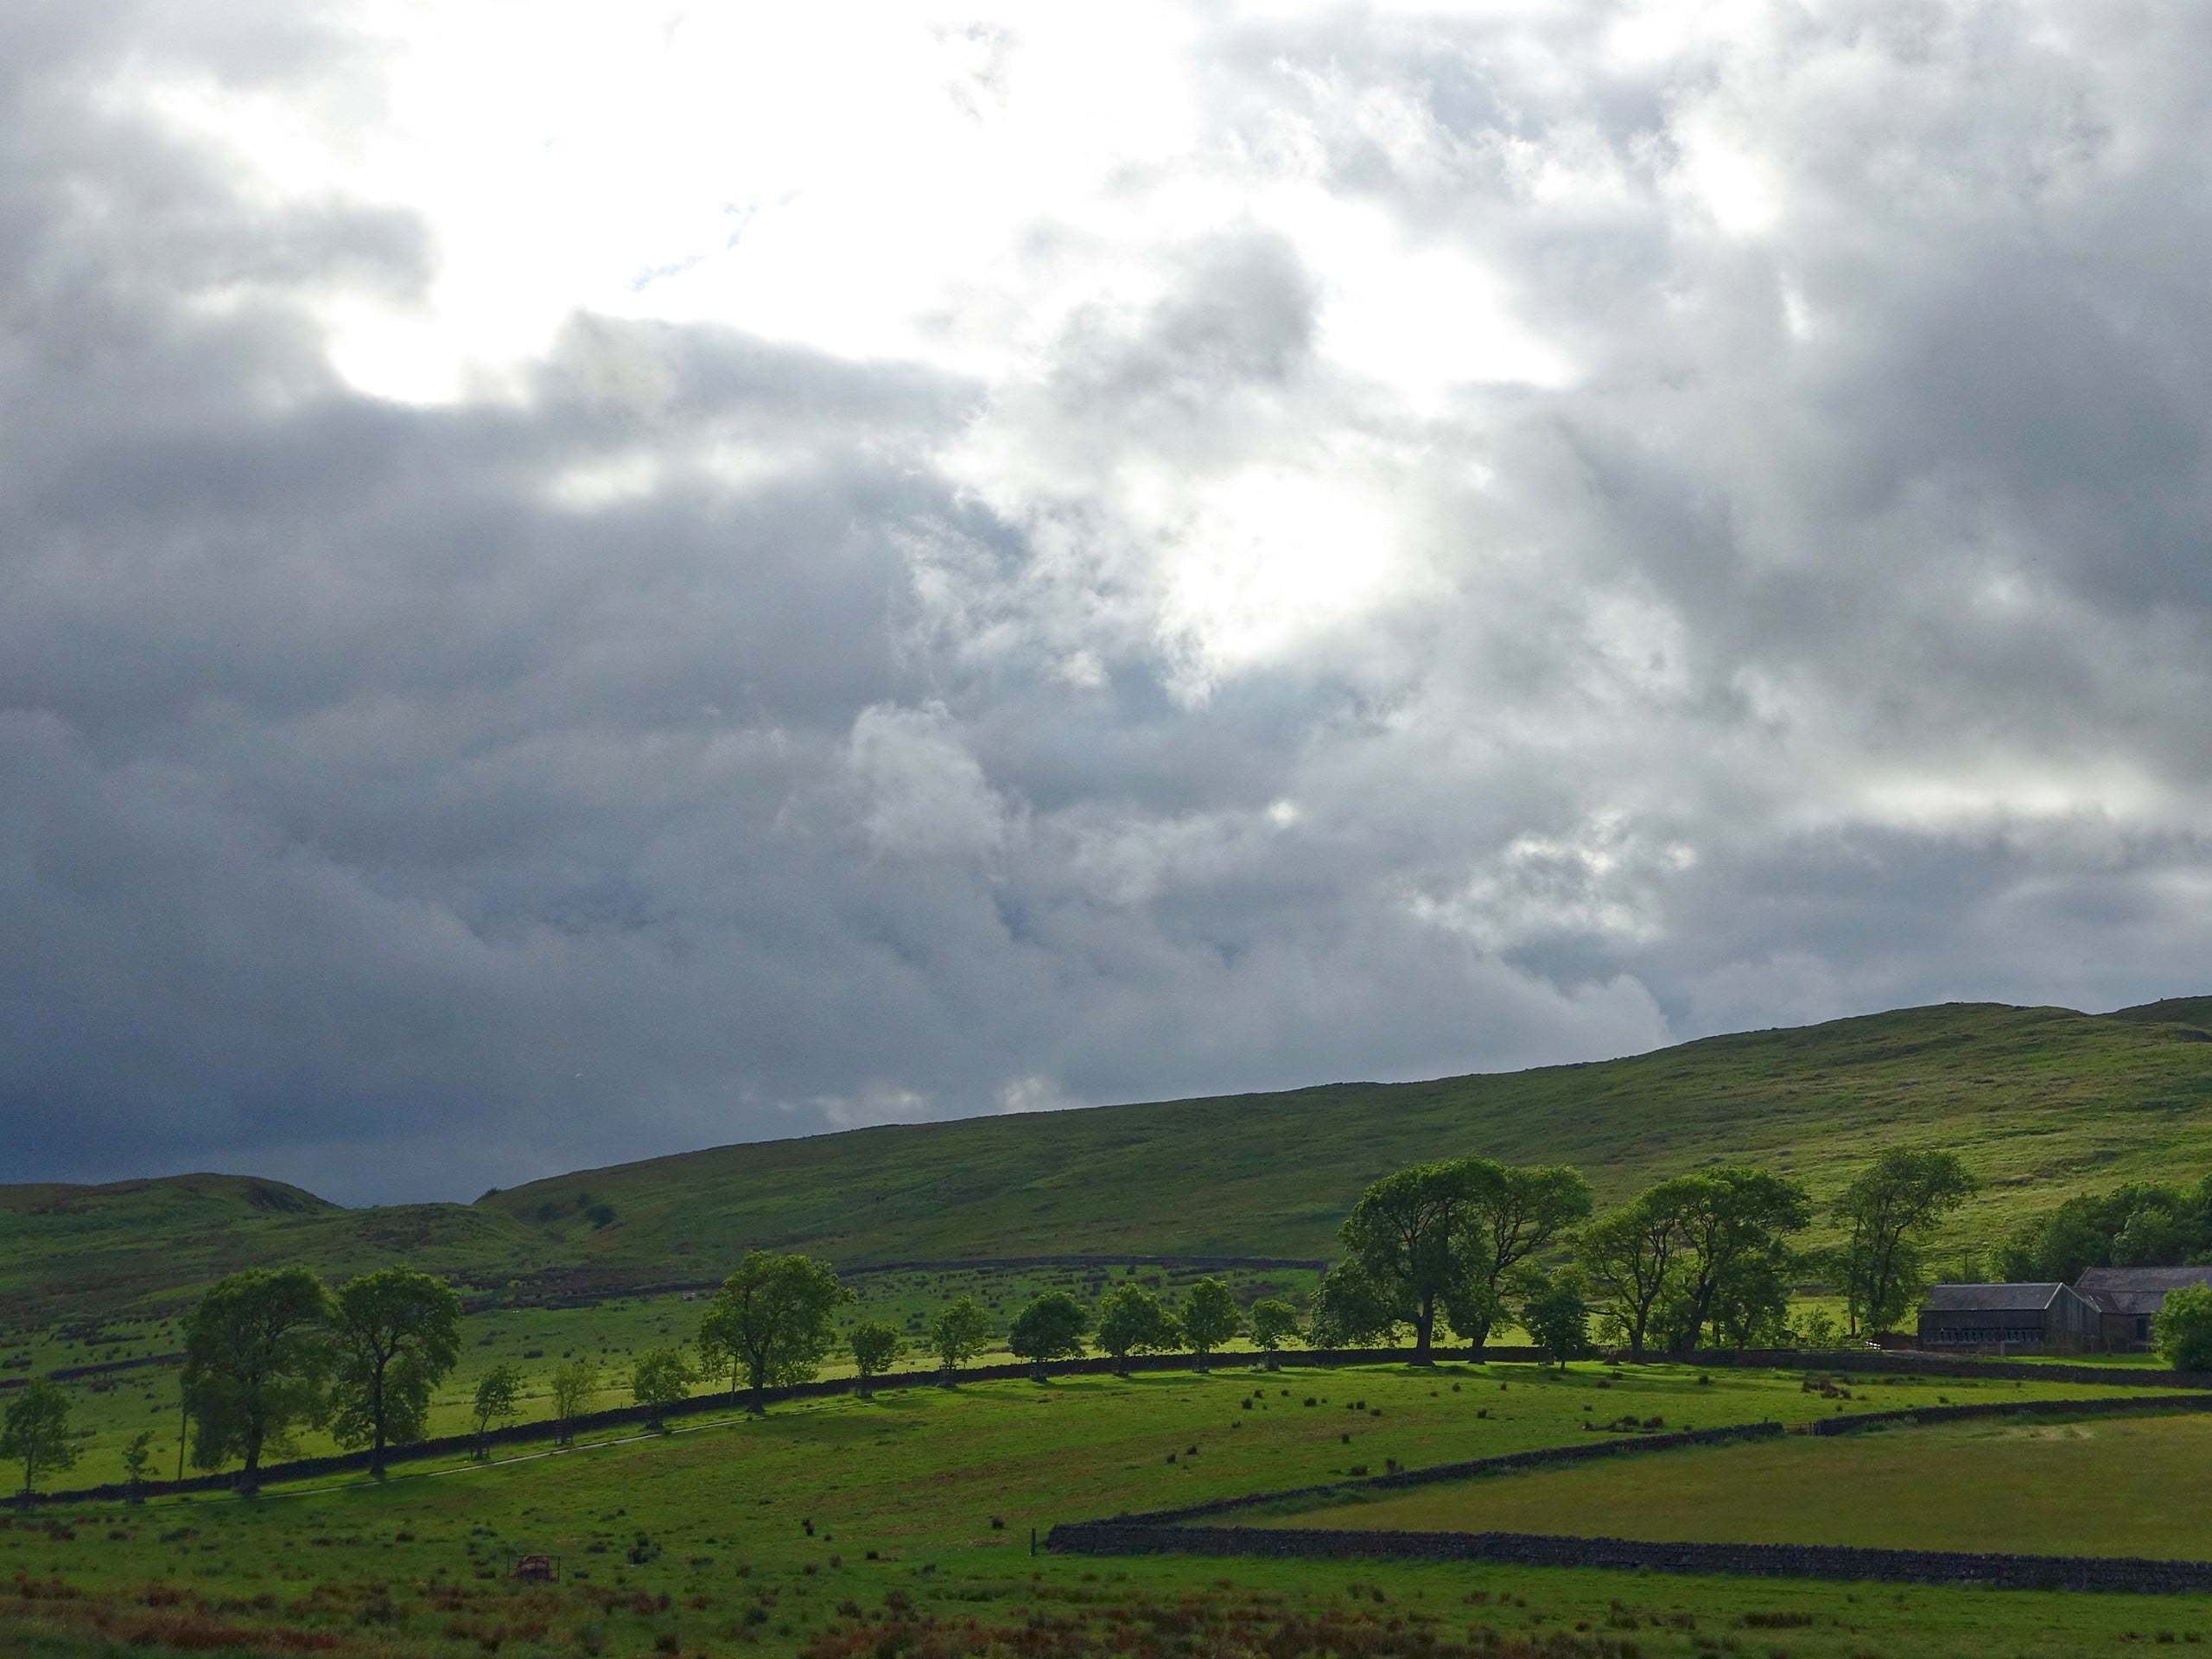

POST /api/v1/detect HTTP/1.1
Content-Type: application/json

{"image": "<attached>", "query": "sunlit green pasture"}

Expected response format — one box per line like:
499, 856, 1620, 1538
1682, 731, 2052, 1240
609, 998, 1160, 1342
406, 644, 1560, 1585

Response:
15, 1264, 1324, 1489
5, 1364, 2209, 1658
1266, 1408, 2212, 1561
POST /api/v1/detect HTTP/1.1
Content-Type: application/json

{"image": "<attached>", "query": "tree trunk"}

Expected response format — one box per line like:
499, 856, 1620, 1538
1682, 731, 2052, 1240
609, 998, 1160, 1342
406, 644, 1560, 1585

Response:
1413, 1300, 1435, 1364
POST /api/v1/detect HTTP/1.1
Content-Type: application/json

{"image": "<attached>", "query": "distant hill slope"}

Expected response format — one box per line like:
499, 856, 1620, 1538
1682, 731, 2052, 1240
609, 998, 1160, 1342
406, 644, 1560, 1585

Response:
10, 1000, 2212, 1325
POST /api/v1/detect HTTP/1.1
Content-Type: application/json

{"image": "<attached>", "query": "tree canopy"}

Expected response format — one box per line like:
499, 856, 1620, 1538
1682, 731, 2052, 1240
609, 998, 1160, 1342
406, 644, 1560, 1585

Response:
1007, 1293, 1089, 1370
1832, 1147, 1977, 1335
1, 1379, 78, 1499
1096, 1284, 1179, 1371
927, 1297, 995, 1376
697, 1252, 853, 1413
849, 1322, 905, 1395
549, 1358, 596, 1443
1520, 1275, 1592, 1370
1335, 1157, 1590, 1360
1179, 1278, 1242, 1369
2157, 1282, 2212, 1371
327, 1266, 462, 1478
1999, 1178, 2212, 1284
472, 1363, 524, 1458
1248, 1299, 1301, 1351
630, 1348, 696, 1427
181, 1266, 334, 1492
1663, 1167, 1810, 1353
1579, 1185, 1693, 1360
1445, 1161, 1592, 1355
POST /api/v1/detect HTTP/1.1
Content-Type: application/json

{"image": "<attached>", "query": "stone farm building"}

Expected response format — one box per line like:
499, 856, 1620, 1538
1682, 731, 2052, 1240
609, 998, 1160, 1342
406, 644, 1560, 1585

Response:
1917, 1266, 2212, 1354
1916, 1283, 2098, 1354
2076, 1266, 2212, 1351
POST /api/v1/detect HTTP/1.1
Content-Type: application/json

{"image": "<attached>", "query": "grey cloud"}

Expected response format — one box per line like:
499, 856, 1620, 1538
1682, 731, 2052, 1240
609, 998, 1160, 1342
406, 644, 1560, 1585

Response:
6, 3, 2212, 1200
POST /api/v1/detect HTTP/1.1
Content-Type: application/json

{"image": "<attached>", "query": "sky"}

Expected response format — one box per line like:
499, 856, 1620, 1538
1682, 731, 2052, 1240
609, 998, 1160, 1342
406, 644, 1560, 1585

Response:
5, 1, 2211, 1205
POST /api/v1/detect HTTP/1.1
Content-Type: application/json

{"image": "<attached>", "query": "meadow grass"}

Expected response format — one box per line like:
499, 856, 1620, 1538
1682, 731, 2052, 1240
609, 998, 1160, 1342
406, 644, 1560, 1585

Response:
1265, 1408, 2212, 1560
5, 1364, 2210, 1658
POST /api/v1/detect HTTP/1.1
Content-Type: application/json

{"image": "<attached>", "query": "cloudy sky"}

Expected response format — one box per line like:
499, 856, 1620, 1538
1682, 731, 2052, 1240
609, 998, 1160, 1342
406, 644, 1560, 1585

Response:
5, 0, 2210, 1204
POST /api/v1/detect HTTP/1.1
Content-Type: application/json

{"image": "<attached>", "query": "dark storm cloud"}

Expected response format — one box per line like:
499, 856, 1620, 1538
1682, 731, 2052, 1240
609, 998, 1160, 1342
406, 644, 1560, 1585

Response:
8, 3, 2212, 1200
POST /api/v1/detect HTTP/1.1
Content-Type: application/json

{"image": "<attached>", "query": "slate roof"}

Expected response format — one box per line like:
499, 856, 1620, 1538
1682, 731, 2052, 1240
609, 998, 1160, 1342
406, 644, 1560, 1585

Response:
1922, 1282, 2068, 1313
2075, 1266, 2212, 1316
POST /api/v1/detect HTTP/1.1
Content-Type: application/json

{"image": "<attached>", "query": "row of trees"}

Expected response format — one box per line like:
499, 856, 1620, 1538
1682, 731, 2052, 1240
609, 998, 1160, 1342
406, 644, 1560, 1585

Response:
177, 1265, 464, 1491
3, 1263, 505, 1500
682, 1253, 1305, 1414
3, 1143, 1980, 1499
1313, 1147, 1976, 1363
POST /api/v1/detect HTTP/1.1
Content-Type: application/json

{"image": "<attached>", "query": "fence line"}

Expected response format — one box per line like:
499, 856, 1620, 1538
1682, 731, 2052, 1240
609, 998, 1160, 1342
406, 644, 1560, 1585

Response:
1046, 1522, 2212, 1594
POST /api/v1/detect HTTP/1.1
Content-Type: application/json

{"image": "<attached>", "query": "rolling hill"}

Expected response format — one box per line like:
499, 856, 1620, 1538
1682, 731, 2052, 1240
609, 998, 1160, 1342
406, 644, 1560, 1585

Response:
9, 997, 2212, 1326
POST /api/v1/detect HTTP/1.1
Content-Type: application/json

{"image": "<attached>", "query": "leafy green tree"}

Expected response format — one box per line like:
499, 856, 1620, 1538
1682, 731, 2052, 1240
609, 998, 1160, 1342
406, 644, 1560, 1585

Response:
1310, 1260, 1401, 1347
327, 1267, 462, 1478
2157, 1283, 2212, 1370
927, 1297, 995, 1379
1707, 1239, 1796, 1350
1796, 1308, 1840, 1349
1, 1380, 78, 1501
630, 1348, 695, 1428
1007, 1294, 1088, 1375
1096, 1284, 1179, 1373
1445, 1163, 1593, 1357
120, 1429, 156, 1502
1335, 1158, 1592, 1363
1520, 1276, 1592, 1370
1659, 1168, 1810, 1355
1335, 1160, 1482, 1362
1248, 1299, 1301, 1353
1832, 1148, 1977, 1336
549, 1357, 596, 1444
181, 1267, 333, 1493
471, 1363, 524, 1459
1998, 1179, 2212, 1281
1179, 1278, 1242, 1370
1579, 1187, 1692, 1360
697, 1253, 853, 1414
849, 1322, 905, 1396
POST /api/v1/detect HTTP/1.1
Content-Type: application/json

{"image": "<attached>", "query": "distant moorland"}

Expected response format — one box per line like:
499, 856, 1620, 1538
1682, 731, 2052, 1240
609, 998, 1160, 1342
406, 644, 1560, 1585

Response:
10, 996, 2212, 1324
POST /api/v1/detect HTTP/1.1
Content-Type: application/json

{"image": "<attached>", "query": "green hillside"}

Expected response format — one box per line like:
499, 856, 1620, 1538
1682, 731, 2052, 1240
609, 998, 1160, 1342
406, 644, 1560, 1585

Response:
10, 998, 2212, 1325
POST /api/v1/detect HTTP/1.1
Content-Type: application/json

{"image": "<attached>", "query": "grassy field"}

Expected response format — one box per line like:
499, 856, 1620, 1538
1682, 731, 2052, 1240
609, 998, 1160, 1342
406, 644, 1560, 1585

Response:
14, 998, 2212, 1323
17, 1263, 1325, 1489
1261, 1408, 2212, 1560
7, 1363, 2210, 1659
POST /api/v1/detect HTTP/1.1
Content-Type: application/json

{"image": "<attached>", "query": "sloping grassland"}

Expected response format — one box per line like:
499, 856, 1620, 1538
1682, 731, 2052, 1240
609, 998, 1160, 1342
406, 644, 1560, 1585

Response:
9, 1000, 2212, 1323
